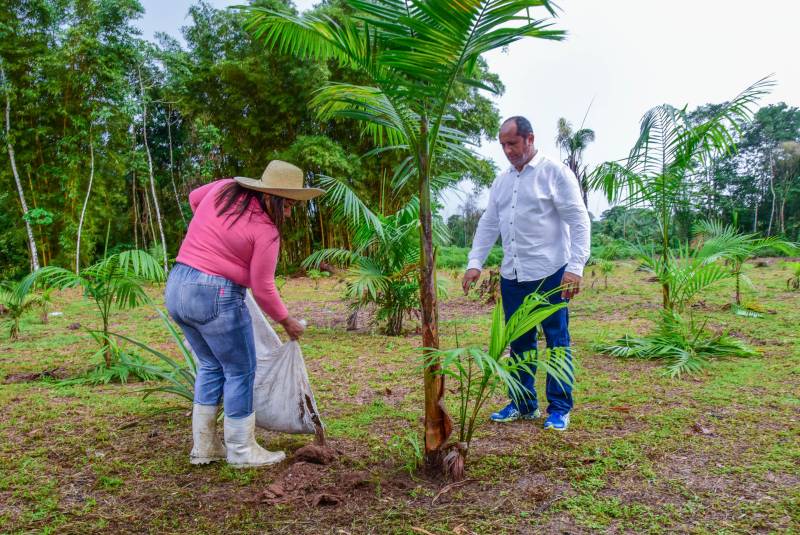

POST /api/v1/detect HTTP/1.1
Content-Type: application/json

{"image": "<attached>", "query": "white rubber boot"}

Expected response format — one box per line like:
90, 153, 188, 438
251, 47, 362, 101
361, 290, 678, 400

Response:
189, 404, 227, 465
224, 413, 286, 468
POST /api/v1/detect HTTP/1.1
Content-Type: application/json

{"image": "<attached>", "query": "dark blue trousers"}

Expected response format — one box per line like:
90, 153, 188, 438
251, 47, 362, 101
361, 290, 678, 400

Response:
500, 265, 574, 415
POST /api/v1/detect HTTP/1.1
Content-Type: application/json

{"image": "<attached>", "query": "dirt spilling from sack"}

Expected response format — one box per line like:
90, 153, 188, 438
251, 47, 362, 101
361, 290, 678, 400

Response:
293, 444, 337, 465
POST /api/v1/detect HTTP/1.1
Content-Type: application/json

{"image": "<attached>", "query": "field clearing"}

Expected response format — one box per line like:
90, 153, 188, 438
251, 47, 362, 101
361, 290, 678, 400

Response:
1, 261, 798, 534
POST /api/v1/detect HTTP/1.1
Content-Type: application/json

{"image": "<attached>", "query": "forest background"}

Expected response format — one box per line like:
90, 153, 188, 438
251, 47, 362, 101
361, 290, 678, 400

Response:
1, 0, 799, 279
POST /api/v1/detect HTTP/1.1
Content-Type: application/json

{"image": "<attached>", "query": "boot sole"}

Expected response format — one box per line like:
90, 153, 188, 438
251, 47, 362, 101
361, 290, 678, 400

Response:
190, 456, 226, 465
228, 454, 286, 468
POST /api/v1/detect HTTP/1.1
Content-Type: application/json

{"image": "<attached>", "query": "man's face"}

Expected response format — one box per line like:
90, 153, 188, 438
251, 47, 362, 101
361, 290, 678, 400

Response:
499, 122, 535, 168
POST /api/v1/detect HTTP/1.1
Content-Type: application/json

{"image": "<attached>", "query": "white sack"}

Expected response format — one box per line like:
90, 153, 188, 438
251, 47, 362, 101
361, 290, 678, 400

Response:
244, 292, 324, 435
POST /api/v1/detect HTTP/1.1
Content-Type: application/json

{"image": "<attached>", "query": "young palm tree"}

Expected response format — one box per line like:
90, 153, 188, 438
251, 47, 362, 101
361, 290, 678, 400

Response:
429, 290, 572, 480
787, 263, 800, 291
19, 250, 165, 366
693, 220, 796, 306
597, 235, 761, 376
590, 79, 773, 310
0, 281, 45, 340
243, 0, 565, 466
305, 177, 448, 336
556, 117, 595, 206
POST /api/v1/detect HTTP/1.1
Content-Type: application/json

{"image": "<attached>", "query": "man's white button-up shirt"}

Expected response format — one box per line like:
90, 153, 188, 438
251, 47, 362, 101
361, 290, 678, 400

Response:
467, 152, 591, 281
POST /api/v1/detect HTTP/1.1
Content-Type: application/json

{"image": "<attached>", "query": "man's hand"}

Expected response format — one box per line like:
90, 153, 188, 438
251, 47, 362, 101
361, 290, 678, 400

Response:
462, 268, 481, 295
561, 272, 582, 300
280, 316, 306, 340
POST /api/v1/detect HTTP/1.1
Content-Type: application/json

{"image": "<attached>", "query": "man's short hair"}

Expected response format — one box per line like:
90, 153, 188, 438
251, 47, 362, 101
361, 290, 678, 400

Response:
503, 116, 534, 138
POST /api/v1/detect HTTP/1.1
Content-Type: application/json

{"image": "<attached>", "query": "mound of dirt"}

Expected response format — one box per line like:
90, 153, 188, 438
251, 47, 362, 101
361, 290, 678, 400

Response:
293, 444, 337, 465
4, 368, 70, 384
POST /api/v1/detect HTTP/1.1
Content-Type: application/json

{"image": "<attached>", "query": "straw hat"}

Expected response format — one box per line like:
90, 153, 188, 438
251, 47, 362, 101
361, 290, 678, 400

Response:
234, 160, 325, 201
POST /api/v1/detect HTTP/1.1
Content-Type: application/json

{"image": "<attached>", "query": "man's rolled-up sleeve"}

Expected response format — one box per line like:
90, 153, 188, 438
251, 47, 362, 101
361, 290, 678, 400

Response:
553, 167, 591, 276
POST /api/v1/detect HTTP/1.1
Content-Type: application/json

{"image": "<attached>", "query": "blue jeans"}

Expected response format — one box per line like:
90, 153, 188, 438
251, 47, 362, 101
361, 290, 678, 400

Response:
500, 265, 574, 415
165, 263, 256, 418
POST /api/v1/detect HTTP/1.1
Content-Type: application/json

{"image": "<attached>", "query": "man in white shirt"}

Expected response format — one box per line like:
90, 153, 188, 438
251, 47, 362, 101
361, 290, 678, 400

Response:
462, 116, 591, 431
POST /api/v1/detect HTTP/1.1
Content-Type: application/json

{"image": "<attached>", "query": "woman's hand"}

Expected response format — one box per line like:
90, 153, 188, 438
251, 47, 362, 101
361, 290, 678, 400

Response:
280, 316, 306, 340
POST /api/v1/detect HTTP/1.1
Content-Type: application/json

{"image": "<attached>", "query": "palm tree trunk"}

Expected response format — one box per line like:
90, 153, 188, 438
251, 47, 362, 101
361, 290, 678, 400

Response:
417, 121, 452, 470
76, 135, 94, 273
139, 69, 168, 273
580, 175, 589, 208
735, 271, 741, 306
660, 205, 671, 310
102, 312, 112, 368
2, 61, 40, 272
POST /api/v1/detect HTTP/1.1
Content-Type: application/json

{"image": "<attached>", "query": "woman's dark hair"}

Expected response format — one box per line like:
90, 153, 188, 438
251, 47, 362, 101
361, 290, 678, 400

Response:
214, 181, 287, 235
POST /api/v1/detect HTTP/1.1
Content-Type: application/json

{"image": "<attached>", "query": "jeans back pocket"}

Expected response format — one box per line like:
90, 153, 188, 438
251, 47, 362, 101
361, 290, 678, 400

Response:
180, 283, 220, 325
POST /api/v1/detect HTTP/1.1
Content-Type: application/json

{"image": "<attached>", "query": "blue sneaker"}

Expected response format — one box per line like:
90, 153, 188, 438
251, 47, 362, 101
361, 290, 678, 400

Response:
490, 403, 541, 423
544, 412, 570, 431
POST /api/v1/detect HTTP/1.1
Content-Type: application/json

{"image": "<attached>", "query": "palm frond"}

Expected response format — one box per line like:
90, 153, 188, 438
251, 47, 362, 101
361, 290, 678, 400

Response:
303, 248, 363, 270
596, 310, 757, 377
311, 82, 413, 147
116, 249, 166, 282
316, 174, 383, 235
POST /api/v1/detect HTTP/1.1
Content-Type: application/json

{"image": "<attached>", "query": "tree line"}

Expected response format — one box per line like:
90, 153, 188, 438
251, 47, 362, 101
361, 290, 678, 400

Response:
0, 0, 501, 278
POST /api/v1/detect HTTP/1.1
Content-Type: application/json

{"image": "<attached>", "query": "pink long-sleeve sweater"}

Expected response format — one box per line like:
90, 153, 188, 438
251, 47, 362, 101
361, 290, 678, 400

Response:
175, 179, 289, 322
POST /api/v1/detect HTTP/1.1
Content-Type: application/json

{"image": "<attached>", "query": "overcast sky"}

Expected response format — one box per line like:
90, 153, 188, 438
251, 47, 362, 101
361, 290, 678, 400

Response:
137, 0, 800, 218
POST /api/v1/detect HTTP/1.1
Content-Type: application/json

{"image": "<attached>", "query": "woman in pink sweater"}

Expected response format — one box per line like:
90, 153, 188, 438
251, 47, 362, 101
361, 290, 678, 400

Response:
165, 160, 324, 468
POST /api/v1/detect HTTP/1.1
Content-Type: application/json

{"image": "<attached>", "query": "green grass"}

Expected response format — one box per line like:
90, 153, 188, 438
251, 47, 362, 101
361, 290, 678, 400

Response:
0, 261, 798, 533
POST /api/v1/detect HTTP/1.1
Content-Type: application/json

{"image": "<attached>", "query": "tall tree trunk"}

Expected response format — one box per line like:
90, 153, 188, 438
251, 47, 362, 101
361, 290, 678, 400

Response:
418, 120, 452, 471
2, 61, 40, 271
752, 192, 759, 233
76, 134, 94, 273
767, 153, 776, 236
139, 69, 168, 273
167, 105, 187, 228
141, 172, 159, 247
132, 166, 139, 249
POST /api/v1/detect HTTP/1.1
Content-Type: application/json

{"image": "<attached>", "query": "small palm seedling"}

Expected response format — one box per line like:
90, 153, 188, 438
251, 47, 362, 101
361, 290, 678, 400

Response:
590, 259, 614, 289
590, 240, 631, 289
599, 310, 757, 378
306, 268, 330, 290
786, 262, 800, 291
427, 289, 573, 480
19, 249, 165, 366
0, 281, 45, 340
